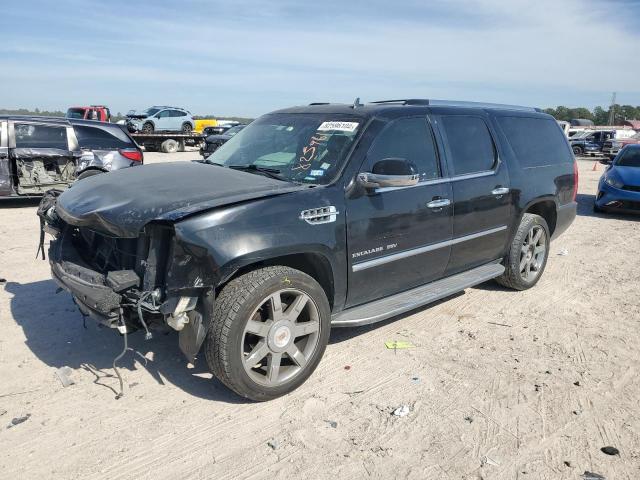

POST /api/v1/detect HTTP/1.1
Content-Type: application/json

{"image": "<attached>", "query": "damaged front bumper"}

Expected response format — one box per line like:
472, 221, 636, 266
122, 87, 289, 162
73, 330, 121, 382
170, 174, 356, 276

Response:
40, 200, 214, 363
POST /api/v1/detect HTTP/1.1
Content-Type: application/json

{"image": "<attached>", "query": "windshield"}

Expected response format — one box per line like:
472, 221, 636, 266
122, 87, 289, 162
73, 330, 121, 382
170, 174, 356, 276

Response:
616, 148, 640, 167
145, 108, 161, 116
66, 108, 85, 119
207, 113, 362, 185
225, 125, 244, 136
571, 131, 591, 139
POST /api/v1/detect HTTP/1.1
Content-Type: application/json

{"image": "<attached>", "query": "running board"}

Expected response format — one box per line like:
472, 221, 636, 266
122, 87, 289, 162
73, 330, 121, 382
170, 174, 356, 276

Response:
331, 262, 504, 327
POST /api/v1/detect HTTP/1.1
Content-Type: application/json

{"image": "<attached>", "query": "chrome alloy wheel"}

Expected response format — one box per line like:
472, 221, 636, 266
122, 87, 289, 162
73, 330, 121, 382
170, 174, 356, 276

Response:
241, 289, 321, 387
519, 225, 547, 281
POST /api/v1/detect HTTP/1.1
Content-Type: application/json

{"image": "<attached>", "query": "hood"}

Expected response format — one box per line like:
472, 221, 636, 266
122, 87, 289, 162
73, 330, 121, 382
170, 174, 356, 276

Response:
612, 166, 640, 186
56, 162, 306, 237
205, 134, 231, 142
126, 110, 149, 119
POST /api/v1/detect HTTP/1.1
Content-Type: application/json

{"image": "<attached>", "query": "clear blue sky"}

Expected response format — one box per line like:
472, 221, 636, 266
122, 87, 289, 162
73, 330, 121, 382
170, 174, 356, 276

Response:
1, 0, 639, 117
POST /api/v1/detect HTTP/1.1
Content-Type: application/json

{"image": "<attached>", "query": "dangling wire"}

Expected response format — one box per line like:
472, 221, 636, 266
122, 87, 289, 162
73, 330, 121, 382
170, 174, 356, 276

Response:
136, 291, 153, 340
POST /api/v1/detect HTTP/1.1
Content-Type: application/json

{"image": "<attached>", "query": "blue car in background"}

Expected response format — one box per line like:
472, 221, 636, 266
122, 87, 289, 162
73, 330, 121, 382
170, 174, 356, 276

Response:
594, 144, 640, 214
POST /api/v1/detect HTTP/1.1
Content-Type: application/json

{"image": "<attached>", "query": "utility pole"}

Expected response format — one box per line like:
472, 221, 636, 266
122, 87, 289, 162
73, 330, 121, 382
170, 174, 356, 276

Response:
608, 92, 617, 125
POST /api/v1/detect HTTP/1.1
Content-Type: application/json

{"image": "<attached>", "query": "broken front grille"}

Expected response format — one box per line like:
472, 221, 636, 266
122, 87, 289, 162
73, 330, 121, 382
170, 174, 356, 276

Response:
74, 227, 143, 274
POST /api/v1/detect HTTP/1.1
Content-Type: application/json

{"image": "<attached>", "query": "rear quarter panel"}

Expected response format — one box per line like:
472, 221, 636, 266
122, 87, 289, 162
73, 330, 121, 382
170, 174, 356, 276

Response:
488, 111, 576, 237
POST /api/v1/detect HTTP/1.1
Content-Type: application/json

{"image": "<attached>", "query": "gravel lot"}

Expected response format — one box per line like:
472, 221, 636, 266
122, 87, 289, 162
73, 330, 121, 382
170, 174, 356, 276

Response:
1, 153, 639, 480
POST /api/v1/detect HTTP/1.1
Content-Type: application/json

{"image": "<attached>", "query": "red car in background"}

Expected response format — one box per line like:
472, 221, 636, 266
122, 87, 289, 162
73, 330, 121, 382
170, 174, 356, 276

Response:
66, 105, 111, 122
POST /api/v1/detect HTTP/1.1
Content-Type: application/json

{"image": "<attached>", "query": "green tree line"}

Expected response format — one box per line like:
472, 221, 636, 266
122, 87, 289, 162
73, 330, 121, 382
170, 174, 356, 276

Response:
543, 105, 640, 125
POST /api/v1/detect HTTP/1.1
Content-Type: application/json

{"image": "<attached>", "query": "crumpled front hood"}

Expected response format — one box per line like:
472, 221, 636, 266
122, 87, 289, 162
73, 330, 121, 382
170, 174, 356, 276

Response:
56, 162, 305, 237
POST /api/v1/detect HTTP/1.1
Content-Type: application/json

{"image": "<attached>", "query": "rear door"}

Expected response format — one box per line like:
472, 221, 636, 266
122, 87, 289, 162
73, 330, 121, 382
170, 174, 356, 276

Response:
434, 113, 512, 275
9, 120, 76, 195
346, 116, 453, 307
0, 121, 11, 196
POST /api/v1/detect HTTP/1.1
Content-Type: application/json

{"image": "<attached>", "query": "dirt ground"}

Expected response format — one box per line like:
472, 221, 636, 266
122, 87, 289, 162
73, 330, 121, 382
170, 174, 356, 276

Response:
1, 153, 639, 480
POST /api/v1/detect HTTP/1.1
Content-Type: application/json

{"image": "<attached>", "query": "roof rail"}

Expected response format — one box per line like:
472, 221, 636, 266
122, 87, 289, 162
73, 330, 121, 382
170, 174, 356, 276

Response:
309, 102, 330, 105
370, 99, 538, 112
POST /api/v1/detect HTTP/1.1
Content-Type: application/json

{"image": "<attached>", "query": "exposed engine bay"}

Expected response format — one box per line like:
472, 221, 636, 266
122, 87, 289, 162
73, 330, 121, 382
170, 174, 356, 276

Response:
38, 192, 213, 367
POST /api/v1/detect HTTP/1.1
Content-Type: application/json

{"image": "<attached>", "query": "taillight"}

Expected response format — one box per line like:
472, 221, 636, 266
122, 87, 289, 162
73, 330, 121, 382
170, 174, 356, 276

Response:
119, 148, 143, 163
572, 159, 579, 201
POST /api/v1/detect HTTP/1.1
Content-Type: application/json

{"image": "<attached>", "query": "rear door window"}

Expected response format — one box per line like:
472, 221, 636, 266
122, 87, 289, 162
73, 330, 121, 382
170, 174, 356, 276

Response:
496, 116, 573, 167
74, 125, 134, 150
14, 124, 68, 150
439, 116, 496, 176
366, 117, 441, 181
171, 110, 187, 117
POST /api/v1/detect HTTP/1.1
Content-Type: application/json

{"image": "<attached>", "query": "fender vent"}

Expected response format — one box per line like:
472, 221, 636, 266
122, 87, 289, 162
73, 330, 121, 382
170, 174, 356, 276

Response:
299, 206, 339, 224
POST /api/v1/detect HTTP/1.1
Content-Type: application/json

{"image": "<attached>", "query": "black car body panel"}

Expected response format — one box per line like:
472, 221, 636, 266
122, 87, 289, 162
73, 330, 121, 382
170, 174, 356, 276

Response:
40, 100, 577, 363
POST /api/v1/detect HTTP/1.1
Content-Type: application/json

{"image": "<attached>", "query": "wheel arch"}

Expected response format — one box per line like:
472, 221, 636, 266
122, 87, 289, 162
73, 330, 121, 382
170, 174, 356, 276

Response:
217, 251, 336, 309
521, 197, 558, 236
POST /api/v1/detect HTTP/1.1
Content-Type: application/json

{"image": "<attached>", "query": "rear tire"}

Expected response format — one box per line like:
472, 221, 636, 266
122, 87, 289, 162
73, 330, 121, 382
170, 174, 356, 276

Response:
161, 139, 179, 153
142, 122, 154, 133
205, 266, 331, 401
182, 123, 193, 134
495, 213, 550, 291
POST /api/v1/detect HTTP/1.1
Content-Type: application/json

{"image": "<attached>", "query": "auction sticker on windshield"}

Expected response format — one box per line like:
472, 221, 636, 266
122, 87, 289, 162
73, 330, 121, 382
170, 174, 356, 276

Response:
317, 121, 359, 132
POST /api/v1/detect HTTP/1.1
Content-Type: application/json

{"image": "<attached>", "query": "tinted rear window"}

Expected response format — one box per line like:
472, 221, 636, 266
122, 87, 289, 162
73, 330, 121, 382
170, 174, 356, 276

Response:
497, 116, 572, 167
15, 124, 68, 149
74, 125, 133, 150
440, 116, 496, 175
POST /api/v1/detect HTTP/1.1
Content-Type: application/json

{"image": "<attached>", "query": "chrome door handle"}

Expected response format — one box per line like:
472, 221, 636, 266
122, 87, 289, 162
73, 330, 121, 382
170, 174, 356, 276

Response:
426, 198, 451, 209
491, 187, 510, 196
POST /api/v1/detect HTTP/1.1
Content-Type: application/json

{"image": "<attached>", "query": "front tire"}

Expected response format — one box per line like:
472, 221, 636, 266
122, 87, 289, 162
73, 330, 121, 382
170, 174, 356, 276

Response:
205, 266, 331, 401
572, 145, 583, 156
495, 213, 550, 290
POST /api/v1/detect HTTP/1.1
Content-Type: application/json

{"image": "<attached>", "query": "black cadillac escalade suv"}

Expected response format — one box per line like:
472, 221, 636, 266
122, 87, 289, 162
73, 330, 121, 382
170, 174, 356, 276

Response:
39, 99, 577, 401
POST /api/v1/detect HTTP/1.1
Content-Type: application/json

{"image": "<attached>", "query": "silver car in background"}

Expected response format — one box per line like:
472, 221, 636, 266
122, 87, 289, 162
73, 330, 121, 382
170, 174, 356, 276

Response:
0, 116, 143, 198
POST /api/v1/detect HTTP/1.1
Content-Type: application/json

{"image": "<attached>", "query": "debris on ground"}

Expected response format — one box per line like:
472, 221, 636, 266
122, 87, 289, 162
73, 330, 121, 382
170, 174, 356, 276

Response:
487, 321, 512, 327
581, 472, 606, 480
267, 439, 280, 450
7, 414, 31, 428
557, 248, 569, 256
324, 420, 338, 428
601, 446, 620, 456
574, 380, 581, 386
0, 278, 6, 284
344, 365, 351, 371
464, 416, 474, 423
0, 409, 6, 417
481, 455, 500, 467
392, 405, 410, 417
55, 366, 75, 388
564, 460, 572, 467
384, 340, 415, 350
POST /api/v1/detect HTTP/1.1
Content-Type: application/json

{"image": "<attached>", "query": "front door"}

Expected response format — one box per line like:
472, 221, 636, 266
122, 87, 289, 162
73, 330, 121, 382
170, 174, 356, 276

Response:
435, 114, 512, 275
346, 116, 453, 307
0, 121, 11, 196
154, 110, 172, 131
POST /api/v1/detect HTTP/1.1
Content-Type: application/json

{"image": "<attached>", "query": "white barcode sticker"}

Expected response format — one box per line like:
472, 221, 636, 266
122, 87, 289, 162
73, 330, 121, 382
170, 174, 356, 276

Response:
317, 121, 359, 132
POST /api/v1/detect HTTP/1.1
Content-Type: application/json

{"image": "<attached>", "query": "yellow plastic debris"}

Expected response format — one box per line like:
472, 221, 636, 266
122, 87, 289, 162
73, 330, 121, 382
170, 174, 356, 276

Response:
384, 340, 415, 350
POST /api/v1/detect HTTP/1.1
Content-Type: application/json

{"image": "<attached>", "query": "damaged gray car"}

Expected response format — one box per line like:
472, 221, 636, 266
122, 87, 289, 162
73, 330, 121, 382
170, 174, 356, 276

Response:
0, 116, 143, 197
